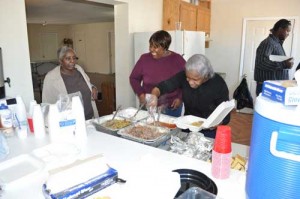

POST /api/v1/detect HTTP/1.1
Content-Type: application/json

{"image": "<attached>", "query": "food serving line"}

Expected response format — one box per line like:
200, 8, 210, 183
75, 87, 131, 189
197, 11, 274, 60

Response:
0, 107, 249, 199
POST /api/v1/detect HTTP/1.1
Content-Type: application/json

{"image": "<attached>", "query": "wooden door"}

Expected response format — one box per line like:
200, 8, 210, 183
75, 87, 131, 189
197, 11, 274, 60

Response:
40, 33, 58, 60
240, 18, 296, 104
180, 2, 197, 31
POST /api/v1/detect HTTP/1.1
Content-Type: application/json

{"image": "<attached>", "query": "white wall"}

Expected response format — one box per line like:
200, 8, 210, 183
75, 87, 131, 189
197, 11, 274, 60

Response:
114, 0, 163, 108
0, 0, 34, 108
206, 0, 300, 99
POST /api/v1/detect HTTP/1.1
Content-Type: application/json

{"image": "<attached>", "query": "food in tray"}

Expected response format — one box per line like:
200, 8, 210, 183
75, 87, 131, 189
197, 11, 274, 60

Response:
149, 121, 177, 129
101, 119, 131, 130
157, 121, 177, 129
123, 125, 165, 140
190, 121, 204, 127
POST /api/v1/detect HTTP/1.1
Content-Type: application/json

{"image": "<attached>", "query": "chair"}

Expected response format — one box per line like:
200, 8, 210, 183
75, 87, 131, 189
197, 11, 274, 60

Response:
96, 82, 116, 116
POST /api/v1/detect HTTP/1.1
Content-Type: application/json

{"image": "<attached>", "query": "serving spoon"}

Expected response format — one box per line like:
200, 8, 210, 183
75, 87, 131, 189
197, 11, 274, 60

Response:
131, 102, 146, 120
112, 105, 122, 121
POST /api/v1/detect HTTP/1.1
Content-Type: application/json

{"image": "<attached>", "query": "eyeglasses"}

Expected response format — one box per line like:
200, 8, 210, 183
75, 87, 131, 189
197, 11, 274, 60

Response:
64, 56, 79, 61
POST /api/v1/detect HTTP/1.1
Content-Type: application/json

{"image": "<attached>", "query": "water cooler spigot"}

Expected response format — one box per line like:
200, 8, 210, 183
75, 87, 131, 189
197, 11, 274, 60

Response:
4, 77, 10, 87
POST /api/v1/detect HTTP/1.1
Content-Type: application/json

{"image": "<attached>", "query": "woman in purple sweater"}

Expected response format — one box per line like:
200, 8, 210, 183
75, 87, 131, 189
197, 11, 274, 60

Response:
130, 30, 186, 117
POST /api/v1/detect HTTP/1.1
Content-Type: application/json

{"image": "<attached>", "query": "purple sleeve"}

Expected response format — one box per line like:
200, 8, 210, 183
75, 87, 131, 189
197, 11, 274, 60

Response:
129, 55, 145, 96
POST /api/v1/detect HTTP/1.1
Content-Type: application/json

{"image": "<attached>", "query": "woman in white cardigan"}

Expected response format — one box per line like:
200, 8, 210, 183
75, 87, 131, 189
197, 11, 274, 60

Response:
42, 46, 98, 120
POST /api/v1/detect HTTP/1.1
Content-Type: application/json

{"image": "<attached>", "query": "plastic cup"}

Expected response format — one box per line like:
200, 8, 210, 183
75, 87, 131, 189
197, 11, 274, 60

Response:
213, 125, 232, 154
175, 21, 182, 30
212, 125, 232, 179
27, 117, 34, 133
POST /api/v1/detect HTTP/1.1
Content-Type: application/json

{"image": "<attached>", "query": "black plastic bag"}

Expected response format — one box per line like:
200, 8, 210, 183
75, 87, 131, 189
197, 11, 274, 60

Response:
233, 77, 254, 110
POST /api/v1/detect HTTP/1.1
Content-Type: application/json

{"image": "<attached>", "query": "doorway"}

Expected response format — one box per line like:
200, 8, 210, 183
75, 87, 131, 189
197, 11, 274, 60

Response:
239, 17, 298, 105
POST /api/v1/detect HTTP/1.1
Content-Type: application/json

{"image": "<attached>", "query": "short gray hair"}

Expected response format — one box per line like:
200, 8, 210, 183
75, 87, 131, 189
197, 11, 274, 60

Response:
185, 54, 214, 79
57, 46, 76, 61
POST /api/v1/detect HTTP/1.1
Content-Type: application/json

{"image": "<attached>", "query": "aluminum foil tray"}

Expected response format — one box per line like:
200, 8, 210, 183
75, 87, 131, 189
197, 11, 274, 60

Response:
117, 123, 175, 147
92, 114, 132, 136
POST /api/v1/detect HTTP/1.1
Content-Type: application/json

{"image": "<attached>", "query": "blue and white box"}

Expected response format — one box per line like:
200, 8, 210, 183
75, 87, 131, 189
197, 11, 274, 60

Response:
43, 155, 118, 199
262, 80, 300, 105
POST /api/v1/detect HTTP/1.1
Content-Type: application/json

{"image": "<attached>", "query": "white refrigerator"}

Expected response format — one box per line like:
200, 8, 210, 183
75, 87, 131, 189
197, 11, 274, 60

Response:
133, 30, 206, 64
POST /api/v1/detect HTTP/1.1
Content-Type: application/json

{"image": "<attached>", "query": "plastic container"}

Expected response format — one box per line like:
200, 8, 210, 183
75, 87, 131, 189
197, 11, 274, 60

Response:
246, 95, 300, 199
177, 187, 219, 199
0, 104, 12, 129
173, 169, 218, 198
0, 154, 46, 189
174, 100, 235, 132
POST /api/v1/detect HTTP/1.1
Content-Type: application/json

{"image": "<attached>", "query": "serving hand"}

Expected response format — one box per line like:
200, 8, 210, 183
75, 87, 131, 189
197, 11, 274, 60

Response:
145, 94, 158, 112
285, 57, 294, 69
170, 98, 182, 110
91, 86, 98, 100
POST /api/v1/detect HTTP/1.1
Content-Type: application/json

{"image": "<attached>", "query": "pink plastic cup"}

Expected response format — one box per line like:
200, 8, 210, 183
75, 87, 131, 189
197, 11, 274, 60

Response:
213, 125, 232, 154
27, 117, 34, 133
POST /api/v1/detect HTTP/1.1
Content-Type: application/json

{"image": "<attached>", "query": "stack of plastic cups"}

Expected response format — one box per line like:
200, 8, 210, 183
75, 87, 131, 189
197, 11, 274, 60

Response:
211, 125, 232, 179
27, 100, 37, 133
32, 104, 46, 138
15, 96, 28, 139
72, 96, 87, 143
48, 104, 60, 142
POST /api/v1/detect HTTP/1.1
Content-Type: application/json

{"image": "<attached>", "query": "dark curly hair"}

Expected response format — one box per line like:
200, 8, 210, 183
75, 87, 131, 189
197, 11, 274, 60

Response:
149, 30, 172, 50
271, 19, 291, 32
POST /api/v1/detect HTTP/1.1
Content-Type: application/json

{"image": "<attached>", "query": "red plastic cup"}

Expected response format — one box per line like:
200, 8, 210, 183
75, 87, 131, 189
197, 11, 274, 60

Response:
213, 125, 232, 154
27, 117, 34, 133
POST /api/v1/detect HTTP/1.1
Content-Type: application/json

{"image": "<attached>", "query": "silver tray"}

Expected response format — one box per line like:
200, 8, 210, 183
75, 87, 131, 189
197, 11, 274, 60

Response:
117, 122, 176, 147
92, 114, 132, 136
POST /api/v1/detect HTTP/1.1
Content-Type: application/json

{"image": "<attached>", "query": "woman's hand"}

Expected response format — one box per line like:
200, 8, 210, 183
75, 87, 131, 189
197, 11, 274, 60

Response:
91, 86, 98, 100
139, 93, 146, 105
170, 98, 182, 109
145, 94, 158, 114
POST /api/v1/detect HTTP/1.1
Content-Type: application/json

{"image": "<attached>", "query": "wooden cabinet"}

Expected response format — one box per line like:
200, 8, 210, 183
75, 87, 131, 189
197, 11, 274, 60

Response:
163, 0, 211, 47
179, 1, 197, 31
163, 0, 181, 30
196, 4, 211, 33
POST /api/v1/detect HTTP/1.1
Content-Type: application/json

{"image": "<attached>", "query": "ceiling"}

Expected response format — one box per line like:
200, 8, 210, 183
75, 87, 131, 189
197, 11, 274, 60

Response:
25, 0, 115, 25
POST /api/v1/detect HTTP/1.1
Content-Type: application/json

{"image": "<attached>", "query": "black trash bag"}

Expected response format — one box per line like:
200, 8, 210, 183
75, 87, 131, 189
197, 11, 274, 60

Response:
233, 77, 254, 110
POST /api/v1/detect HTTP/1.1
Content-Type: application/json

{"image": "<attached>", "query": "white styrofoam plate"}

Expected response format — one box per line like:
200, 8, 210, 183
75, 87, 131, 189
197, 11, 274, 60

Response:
174, 100, 235, 132
32, 142, 80, 170
174, 115, 206, 132
0, 154, 46, 188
